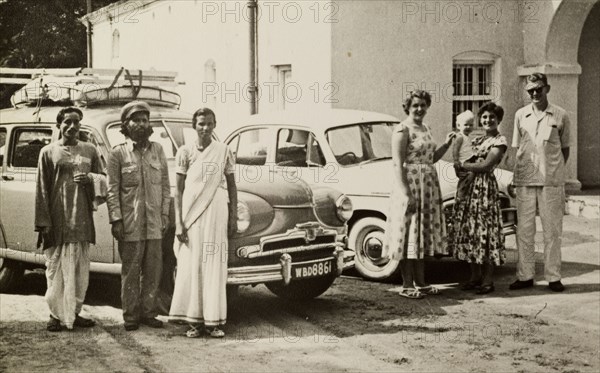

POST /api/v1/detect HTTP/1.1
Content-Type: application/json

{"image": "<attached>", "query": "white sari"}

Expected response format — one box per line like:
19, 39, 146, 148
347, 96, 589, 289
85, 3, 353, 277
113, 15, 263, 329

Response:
169, 141, 233, 326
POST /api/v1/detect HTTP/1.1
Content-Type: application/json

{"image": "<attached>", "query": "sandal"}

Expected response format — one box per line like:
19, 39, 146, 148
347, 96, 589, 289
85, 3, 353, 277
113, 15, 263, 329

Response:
206, 327, 225, 338
185, 324, 202, 338
398, 288, 425, 299
418, 286, 441, 295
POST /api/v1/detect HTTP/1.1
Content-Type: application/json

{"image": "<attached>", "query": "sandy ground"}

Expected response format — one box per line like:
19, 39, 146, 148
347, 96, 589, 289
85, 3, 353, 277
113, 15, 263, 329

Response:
1, 215, 599, 372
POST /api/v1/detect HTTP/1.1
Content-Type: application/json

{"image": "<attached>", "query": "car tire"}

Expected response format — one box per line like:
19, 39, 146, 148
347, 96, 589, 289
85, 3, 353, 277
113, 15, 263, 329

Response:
0, 258, 24, 293
265, 274, 336, 300
350, 217, 401, 281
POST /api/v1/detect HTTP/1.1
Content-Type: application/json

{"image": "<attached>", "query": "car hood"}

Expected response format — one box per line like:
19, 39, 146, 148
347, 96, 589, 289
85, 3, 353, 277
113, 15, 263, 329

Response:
235, 166, 314, 207
167, 162, 315, 207
337, 159, 513, 200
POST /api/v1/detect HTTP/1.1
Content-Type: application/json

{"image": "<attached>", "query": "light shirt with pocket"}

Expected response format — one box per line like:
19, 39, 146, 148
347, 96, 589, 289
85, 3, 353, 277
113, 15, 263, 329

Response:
107, 140, 170, 241
512, 103, 571, 186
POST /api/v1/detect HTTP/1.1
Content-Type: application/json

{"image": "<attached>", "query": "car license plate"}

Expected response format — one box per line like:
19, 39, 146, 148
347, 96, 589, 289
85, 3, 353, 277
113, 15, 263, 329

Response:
292, 260, 334, 279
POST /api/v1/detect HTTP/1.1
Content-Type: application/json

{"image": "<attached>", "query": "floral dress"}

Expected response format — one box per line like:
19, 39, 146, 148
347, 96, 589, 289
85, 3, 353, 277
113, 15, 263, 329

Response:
449, 134, 507, 265
383, 122, 447, 260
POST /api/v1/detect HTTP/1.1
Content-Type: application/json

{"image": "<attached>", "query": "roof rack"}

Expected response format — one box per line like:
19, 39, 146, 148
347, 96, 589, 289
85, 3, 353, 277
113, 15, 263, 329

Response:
1, 67, 182, 109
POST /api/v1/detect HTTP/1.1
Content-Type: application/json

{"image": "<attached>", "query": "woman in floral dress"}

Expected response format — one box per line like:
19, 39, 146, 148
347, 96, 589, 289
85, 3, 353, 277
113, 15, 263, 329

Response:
449, 102, 508, 295
383, 90, 456, 299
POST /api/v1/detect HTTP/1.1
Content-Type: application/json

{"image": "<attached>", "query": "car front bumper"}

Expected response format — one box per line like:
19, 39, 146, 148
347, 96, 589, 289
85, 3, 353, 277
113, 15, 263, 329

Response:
227, 247, 355, 286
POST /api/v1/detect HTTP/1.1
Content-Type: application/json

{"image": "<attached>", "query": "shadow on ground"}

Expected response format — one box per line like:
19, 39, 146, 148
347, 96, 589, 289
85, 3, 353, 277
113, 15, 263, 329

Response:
5, 254, 599, 339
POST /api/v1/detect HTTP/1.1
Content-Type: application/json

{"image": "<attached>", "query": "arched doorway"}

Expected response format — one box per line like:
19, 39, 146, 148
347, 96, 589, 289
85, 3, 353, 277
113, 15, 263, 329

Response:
536, 0, 600, 189
577, 2, 600, 187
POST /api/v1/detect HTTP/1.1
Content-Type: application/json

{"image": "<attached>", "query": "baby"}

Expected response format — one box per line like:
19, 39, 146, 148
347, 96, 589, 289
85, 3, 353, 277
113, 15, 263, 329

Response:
453, 110, 475, 200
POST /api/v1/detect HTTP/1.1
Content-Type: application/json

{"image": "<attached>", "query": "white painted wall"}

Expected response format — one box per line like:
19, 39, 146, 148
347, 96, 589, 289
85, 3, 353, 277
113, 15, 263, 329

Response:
91, 1, 250, 134
330, 0, 526, 151
255, 1, 333, 114
90, 0, 333, 137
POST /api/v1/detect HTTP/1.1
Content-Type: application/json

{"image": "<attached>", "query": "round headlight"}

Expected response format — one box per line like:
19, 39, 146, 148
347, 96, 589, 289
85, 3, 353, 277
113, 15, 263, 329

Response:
237, 201, 251, 233
335, 195, 353, 222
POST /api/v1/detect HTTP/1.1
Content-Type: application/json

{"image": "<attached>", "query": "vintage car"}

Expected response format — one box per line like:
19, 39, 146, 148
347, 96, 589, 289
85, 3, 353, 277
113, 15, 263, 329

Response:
0, 69, 354, 302
222, 108, 517, 281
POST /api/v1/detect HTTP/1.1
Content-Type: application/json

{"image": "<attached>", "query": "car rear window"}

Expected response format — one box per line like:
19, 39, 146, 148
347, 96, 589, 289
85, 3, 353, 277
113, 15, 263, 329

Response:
105, 120, 192, 159
10, 128, 53, 168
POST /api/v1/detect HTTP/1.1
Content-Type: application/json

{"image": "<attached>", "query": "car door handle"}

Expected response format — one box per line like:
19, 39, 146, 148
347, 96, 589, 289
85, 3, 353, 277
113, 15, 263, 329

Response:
2, 175, 14, 181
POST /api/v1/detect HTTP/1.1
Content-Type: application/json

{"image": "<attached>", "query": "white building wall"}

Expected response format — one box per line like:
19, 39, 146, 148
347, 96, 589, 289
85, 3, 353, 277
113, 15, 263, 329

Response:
90, 0, 250, 134
331, 0, 526, 157
89, 0, 333, 137
255, 1, 333, 114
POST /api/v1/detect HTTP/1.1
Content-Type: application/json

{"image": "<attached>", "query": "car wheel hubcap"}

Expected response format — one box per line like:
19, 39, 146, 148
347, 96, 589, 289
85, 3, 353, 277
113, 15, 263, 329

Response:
362, 231, 387, 265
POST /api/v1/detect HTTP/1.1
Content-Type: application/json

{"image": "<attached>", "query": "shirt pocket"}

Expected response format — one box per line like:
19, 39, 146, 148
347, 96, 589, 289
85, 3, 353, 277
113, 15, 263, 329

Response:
73, 156, 92, 174
541, 121, 560, 145
149, 162, 162, 184
121, 165, 139, 187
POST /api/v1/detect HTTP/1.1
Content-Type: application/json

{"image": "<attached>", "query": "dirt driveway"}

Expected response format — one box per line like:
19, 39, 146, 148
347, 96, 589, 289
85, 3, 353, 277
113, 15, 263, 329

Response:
1, 215, 599, 372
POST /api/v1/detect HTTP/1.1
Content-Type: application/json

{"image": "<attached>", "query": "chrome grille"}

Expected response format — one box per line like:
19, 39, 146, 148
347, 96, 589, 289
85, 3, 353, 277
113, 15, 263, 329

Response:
263, 235, 336, 252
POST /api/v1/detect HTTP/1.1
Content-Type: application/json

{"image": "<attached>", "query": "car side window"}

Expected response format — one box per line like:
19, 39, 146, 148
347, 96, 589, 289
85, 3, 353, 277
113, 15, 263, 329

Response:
228, 134, 239, 159
233, 129, 269, 166
276, 129, 313, 167
10, 128, 52, 168
307, 133, 326, 167
275, 130, 325, 167
326, 126, 365, 165
0, 127, 6, 165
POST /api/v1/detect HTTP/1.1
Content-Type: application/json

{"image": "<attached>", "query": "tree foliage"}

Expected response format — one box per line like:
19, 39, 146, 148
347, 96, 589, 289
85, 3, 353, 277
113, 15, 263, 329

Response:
0, 0, 116, 68
0, 0, 117, 107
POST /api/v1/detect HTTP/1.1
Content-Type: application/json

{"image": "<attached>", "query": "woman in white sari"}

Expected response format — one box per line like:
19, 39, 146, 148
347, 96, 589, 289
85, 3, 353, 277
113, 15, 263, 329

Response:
169, 108, 238, 338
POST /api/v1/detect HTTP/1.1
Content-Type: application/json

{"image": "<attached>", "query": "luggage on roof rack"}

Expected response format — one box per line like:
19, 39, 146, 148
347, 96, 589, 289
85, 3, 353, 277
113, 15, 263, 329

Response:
0, 67, 182, 109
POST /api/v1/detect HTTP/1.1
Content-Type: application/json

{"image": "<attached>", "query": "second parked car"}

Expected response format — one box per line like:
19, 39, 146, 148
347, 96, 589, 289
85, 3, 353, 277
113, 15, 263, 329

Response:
223, 108, 517, 280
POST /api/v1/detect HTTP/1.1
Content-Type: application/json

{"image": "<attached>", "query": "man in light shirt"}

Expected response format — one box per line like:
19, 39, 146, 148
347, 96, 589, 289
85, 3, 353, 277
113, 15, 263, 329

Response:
509, 72, 571, 292
107, 101, 171, 330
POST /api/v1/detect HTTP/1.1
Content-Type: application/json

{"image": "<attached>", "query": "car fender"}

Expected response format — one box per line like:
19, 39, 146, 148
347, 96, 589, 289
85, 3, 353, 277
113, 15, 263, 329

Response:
346, 194, 390, 218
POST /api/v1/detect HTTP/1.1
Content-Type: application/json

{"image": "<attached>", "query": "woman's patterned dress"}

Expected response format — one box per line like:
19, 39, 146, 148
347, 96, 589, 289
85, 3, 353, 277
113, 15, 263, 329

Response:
449, 134, 507, 265
384, 122, 447, 260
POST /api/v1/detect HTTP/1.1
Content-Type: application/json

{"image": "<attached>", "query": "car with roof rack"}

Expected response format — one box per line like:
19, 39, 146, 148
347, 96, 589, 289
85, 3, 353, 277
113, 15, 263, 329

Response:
223, 109, 517, 281
0, 68, 354, 303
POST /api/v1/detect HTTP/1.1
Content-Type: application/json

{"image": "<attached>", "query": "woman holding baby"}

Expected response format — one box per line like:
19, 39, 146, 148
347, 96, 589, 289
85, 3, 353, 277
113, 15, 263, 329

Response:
449, 102, 508, 295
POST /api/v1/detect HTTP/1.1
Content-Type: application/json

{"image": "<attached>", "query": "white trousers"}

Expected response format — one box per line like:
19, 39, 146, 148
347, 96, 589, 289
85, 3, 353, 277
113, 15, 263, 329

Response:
44, 242, 90, 329
515, 186, 564, 282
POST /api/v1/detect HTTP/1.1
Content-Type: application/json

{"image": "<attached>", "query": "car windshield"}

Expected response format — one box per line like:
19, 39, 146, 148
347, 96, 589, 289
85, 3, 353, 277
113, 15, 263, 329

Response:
106, 120, 194, 159
325, 122, 398, 166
